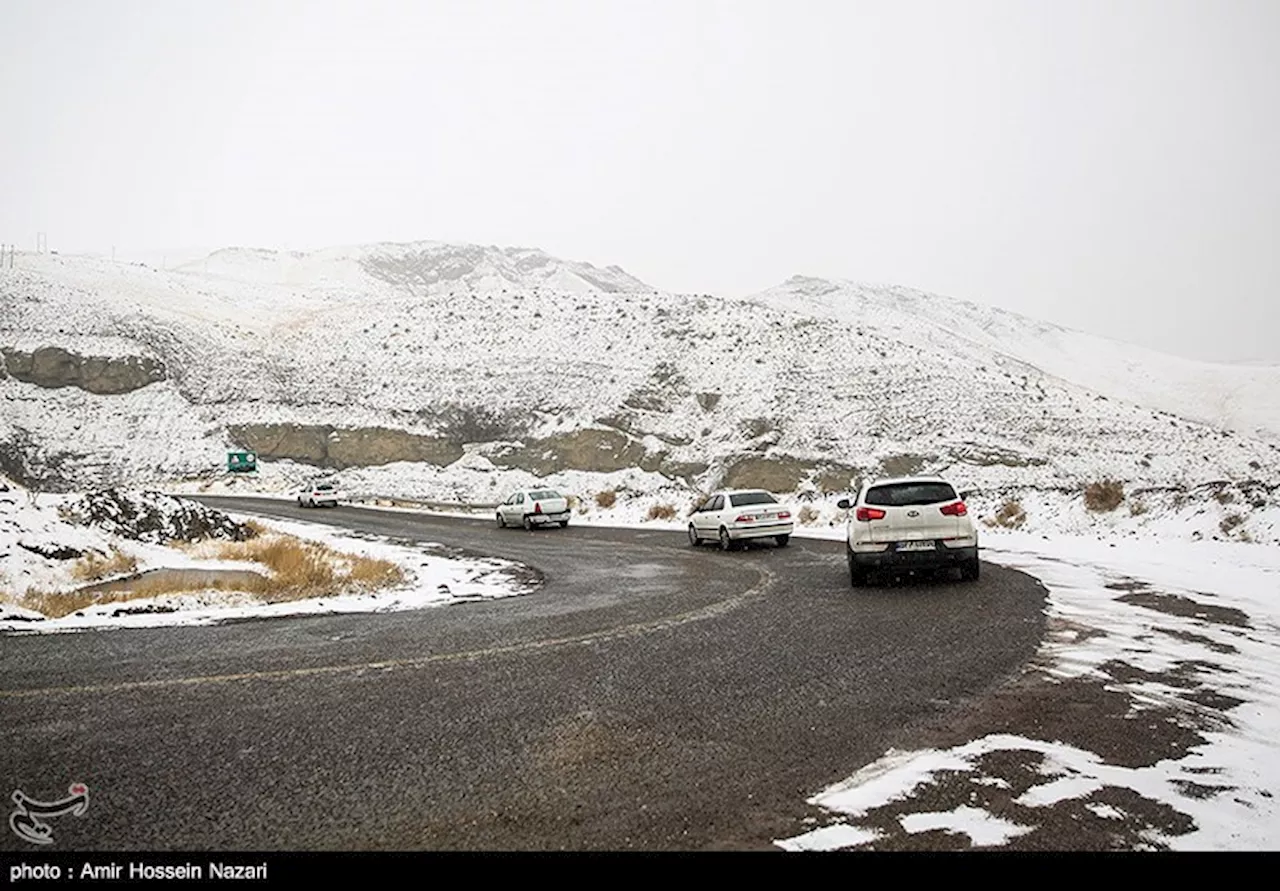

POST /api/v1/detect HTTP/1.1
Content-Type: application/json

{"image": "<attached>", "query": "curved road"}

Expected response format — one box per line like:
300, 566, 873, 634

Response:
0, 497, 1047, 851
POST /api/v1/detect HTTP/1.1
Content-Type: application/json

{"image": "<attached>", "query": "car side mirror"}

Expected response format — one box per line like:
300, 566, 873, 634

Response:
836, 498, 851, 510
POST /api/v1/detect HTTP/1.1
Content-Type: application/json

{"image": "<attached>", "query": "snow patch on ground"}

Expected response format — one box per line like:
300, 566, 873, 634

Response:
776, 535, 1280, 850
0, 479, 532, 634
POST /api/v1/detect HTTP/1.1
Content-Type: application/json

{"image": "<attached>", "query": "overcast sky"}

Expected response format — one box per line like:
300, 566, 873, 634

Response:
1, 0, 1276, 362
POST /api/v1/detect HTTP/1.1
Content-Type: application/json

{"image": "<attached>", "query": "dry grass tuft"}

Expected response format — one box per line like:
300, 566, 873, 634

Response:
986, 499, 1027, 529
1084, 479, 1125, 512
71, 548, 138, 582
595, 489, 617, 509
18, 532, 407, 619
1128, 498, 1148, 517
798, 505, 819, 525
646, 503, 677, 521
242, 519, 269, 538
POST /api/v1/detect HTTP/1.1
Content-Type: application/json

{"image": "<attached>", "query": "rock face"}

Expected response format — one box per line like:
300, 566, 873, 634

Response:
228, 424, 464, 470
2, 347, 166, 395
720, 456, 864, 494
491, 429, 647, 477
61, 489, 255, 543
488, 428, 709, 483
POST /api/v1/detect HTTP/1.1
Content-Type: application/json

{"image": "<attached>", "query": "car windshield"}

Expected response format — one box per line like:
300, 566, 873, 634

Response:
316, 484, 335, 491
528, 490, 561, 500
729, 492, 776, 507
865, 482, 957, 507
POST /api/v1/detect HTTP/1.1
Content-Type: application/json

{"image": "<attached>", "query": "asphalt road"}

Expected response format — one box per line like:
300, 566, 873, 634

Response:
0, 497, 1047, 851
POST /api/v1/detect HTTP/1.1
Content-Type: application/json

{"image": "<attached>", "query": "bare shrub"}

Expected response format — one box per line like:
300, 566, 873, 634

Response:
1220, 514, 1244, 535
595, 489, 617, 509
989, 499, 1027, 529
798, 505, 819, 525
1084, 480, 1125, 512
1128, 499, 1148, 517
646, 503, 677, 521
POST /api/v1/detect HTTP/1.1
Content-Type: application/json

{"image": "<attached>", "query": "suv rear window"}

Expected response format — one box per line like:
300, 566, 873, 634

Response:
528, 490, 561, 500
864, 482, 957, 507
729, 492, 777, 507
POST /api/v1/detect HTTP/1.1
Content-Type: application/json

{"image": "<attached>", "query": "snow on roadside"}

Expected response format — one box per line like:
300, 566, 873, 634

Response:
777, 534, 1280, 850
0, 481, 534, 634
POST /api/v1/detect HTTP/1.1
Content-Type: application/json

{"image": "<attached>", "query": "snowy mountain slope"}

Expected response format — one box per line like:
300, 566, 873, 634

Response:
741, 277, 1280, 441
2, 248, 1278, 517
178, 241, 653, 296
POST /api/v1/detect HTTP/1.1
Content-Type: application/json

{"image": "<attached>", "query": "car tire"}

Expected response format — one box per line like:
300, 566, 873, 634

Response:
849, 563, 867, 588
496, 512, 505, 528
718, 527, 734, 551
775, 534, 790, 548
962, 558, 980, 582
848, 550, 867, 587
558, 520, 569, 528
523, 515, 534, 531
688, 525, 701, 547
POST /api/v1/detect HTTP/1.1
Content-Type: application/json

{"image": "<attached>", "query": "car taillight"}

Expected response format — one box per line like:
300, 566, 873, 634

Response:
535, 502, 542, 514
778, 511, 791, 520
856, 507, 886, 521
735, 514, 755, 522
940, 501, 968, 516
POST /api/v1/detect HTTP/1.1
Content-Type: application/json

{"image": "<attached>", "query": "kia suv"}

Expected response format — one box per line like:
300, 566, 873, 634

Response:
837, 476, 979, 586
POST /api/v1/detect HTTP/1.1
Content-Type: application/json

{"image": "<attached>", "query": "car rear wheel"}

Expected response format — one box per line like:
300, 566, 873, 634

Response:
523, 515, 534, 531
775, 534, 790, 548
688, 525, 701, 547
496, 512, 505, 528
718, 527, 734, 551
558, 520, 569, 528
848, 551, 867, 588
962, 558, 980, 581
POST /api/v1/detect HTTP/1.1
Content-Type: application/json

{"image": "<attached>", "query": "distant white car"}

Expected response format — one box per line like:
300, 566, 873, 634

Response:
496, 488, 571, 530
297, 482, 340, 508
687, 489, 793, 550
837, 475, 979, 586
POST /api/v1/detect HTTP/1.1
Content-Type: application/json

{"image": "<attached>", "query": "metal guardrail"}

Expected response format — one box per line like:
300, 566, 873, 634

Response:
348, 495, 500, 513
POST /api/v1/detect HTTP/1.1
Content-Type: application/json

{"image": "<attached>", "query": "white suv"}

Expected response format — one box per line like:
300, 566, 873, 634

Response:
688, 489, 793, 550
837, 476, 979, 586
297, 482, 340, 508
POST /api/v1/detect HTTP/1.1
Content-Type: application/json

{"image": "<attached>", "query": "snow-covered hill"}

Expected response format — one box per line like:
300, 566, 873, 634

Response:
741, 277, 1280, 441
178, 241, 653, 296
2, 244, 1278, 543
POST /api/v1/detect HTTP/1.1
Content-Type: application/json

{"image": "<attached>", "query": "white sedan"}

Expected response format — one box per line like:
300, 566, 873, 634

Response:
496, 488, 571, 530
687, 489, 793, 550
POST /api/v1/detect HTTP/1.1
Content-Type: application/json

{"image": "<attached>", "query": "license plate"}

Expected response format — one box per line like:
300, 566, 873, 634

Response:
897, 540, 935, 551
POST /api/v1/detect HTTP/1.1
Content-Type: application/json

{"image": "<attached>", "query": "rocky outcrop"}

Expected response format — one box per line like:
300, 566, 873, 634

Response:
491, 429, 647, 477
2, 346, 166, 395
720, 456, 864, 493
489, 428, 709, 483
60, 489, 256, 544
228, 424, 464, 470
